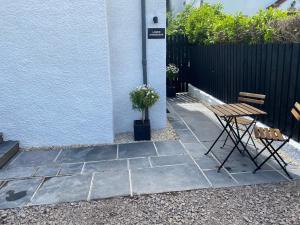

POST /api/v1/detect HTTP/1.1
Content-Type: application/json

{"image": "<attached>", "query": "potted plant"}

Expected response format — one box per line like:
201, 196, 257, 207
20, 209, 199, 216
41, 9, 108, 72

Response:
130, 85, 160, 141
166, 64, 179, 98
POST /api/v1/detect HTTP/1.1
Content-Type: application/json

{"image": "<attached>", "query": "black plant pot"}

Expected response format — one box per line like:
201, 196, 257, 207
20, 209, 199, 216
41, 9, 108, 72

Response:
167, 86, 176, 98
134, 120, 151, 141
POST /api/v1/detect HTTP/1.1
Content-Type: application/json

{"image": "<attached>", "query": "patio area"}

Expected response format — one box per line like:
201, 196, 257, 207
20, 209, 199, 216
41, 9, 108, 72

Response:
0, 94, 299, 209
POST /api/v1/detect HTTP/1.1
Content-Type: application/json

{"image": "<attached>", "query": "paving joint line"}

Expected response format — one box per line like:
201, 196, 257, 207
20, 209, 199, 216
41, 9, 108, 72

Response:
80, 162, 86, 174
28, 177, 45, 205
53, 149, 63, 162
87, 173, 95, 201
197, 141, 239, 185
127, 160, 133, 196
116, 144, 119, 159
152, 163, 187, 168
148, 157, 153, 168
179, 140, 212, 187
153, 142, 159, 156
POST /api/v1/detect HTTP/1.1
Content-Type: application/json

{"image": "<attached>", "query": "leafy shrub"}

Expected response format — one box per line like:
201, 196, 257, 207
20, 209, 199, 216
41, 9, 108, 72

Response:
185, 3, 225, 44
248, 8, 287, 43
130, 85, 160, 122
167, 3, 294, 44
167, 5, 192, 36
166, 64, 179, 81
270, 14, 300, 42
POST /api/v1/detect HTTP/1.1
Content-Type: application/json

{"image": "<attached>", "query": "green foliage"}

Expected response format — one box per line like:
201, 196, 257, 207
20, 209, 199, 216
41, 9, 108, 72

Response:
166, 64, 179, 81
249, 8, 287, 43
167, 3, 291, 44
130, 85, 160, 121
167, 5, 192, 35
185, 3, 225, 44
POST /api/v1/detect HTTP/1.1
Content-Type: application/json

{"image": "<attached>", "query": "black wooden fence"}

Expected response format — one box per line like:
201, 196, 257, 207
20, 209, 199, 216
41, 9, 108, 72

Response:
167, 35, 190, 92
189, 43, 300, 141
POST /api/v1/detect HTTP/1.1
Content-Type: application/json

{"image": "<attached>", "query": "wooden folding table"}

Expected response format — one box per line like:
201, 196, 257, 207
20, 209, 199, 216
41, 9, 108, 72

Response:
205, 103, 267, 171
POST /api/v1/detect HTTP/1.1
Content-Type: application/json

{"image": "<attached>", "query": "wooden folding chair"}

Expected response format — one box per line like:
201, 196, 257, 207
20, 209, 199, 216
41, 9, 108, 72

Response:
253, 102, 300, 179
222, 92, 266, 150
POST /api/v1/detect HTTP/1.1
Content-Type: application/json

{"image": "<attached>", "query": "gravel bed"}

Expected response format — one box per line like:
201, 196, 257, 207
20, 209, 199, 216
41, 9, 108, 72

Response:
114, 120, 178, 144
1, 181, 300, 225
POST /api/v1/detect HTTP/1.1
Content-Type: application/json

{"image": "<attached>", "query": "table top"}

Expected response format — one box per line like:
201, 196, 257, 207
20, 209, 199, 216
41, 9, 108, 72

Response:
206, 103, 267, 117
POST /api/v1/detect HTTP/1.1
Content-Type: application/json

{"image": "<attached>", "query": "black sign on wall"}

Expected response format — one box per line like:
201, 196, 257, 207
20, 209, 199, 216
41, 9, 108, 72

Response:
148, 28, 165, 39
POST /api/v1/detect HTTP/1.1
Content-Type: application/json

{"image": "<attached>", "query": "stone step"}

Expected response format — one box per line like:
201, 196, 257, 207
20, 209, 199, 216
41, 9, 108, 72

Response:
0, 141, 19, 168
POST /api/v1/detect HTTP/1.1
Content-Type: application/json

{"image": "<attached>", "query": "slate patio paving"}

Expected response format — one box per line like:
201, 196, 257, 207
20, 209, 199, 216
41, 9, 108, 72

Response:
0, 93, 298, 209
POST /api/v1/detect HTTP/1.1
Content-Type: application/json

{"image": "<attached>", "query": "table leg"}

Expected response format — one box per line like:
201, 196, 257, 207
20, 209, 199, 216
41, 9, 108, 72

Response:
218, 118, 258, 171
205, 116, 233, 155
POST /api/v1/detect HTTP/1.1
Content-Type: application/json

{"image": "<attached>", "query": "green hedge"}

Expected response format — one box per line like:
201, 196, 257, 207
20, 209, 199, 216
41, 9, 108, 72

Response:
167, 3, 299, 44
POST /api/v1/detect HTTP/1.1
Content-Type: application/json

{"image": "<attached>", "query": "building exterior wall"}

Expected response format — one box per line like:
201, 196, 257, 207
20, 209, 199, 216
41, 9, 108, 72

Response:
0, 0, 166, 147
107, 0, 166, 134
0, 0, 114, 148
146, 0, 167, 130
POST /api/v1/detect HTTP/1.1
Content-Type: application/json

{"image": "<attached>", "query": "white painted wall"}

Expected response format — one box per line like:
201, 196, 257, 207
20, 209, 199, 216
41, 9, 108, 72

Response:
0, 0, 166, 147
147, 0, 167, 130
0, 0, 114, 148
107, 0, 166, 134
106, 0, 143, 134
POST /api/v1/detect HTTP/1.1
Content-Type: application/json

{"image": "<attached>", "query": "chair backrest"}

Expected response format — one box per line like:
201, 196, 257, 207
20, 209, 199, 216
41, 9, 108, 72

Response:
291, 102, 300, 121
238, 92, 266, 105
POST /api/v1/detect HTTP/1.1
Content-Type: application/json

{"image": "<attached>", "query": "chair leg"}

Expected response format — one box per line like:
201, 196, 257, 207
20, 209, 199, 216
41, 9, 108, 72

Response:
244, 124, 258, 150
253, 139, 275, 172
266, 140, 288, 167
253, 140, 292, 179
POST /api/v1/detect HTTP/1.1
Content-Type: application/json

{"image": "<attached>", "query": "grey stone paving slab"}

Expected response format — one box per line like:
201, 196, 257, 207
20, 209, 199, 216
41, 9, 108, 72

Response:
195, 156, 220, 170
150, 155, 193, 167
90, 170, 130, 199
8, 150, 59, 167
131, 164, 210, 194
30, 175, 92, 205
181, 110, 215, 122
175, 129, 198, 143
223, 158, 257, 173
118, 142, 157, 158
171, 120, 187, 130
56, 145, 117, 163
34, 165, 60, 177
201, 140, 240, 151
155, 140, 186, 156
0, 167, 36, 180
204, 170, 237, 187
189, 121, 226, 142
0, 178, 42, 209
83, 160, 127, 174
59, 163, 84, 176
202, 141, 247, 160
232, 171, 287, 185
129, 158, 150, 170
183, 143, 207, 158
224, 155, 273, 173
